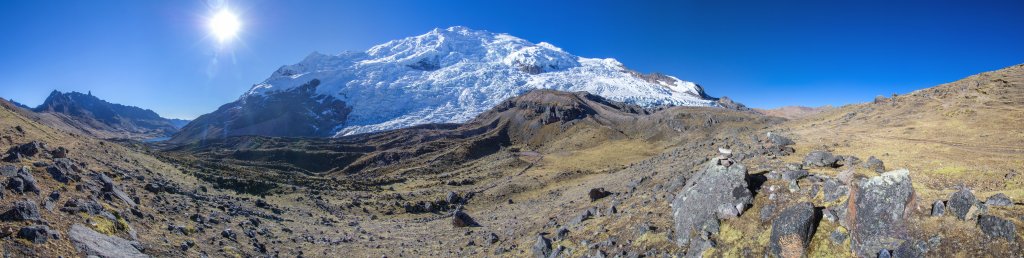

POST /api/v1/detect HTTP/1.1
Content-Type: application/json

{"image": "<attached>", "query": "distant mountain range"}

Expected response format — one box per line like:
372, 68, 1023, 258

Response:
5, 91, 188, 140
170, 26, 733, 143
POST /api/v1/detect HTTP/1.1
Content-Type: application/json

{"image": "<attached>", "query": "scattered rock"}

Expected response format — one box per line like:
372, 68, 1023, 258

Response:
947, 189, 976, 220
847, 169, 915, 257
864, 156, 885, 173
96, 173, 136, 207
555, 226, 569, 240
803, 151, 841, 168
985, 193, 1012, 206
2, 200, 42, 222
830, 228, 847, 244
893, 239, 929, 258
5, 141, 46, 158
767, 132, 795, 147
977, 215, 1016, 241
930, 201, 945, 217
445, 192, 462, 205
570, 209, 594, 225
47, 158, 82, 183
221, 228, 237, 241
671, 157, 752, 255
50, 147, 68, 159
767, 202, 816, 258
782, 170, 809, 181
452, 210, 479, 227
532, 235, 552, 258
7, 167, 40, 194
486, 232, 499, 244
69, 224, 149, 258
878, 249, 892, 258
588, 188, 611, 202
17, 225, 57, 244
822, 178, 848, 202
0, 165, 17, 177
759, 204, 776, 222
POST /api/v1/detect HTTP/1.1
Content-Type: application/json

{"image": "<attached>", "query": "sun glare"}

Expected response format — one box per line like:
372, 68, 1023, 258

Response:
209, 9, 240, 43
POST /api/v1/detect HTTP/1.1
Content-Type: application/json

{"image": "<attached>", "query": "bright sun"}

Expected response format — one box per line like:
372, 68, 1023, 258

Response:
209, 10, 240, 43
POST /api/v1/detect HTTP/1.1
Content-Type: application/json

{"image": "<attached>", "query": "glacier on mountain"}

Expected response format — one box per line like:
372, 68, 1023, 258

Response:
245, 26, 720, 136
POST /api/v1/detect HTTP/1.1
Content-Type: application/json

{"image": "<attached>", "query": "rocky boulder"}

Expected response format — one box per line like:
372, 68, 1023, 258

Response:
985, 193, 1012, 206
947, 189, 976, 220
846, 169, 916, 257
977, 215, 1016, 241
69, 224, 149, 258
532, 234, 552, 258
671, 157, 753, 255
588, 188, 612, 201
451, 209, 479, 227
804, 151, 842, 168
7, 167, 40, 194
5, 141, 46, 158
2, 200, 42, 222
767, 202, 817, 258
47, 158, 82, 183
17, 225, 58, 244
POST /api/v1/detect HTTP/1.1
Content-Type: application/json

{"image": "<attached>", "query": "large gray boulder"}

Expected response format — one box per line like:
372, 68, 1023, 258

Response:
846, 169, 916, 257
947, 189, 976, 220
672, 157, 752, 256
767, 202, 817, 258
977, 215, 1016, 241
69, 224, 149, 258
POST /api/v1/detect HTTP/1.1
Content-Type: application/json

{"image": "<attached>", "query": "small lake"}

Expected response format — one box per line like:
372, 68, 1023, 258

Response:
142, 136, 171, 143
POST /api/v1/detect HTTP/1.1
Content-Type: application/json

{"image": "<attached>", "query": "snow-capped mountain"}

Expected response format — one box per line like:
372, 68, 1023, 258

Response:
172, 26, 721, 143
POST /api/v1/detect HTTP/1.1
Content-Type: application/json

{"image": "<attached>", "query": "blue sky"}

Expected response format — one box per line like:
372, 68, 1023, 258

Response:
1, 0, 1022, 119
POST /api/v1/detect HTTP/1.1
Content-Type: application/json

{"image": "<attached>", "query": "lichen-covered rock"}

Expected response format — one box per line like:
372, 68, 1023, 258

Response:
767, 202, 816, 258
977, 215, 1016, 241
985, 193, 1012, 206
846, 169, 916, 257
671, 157, 752, 255
947, 189, 976, 220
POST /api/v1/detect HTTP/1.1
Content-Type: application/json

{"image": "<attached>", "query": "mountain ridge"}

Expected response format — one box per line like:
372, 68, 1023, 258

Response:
171, 26, 731, 144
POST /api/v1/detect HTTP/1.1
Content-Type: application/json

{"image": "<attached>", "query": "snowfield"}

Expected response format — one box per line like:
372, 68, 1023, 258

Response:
244, 26, 719, 136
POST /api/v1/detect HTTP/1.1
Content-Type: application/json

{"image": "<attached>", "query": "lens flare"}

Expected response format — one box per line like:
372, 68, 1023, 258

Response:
209, 9, 240, 43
